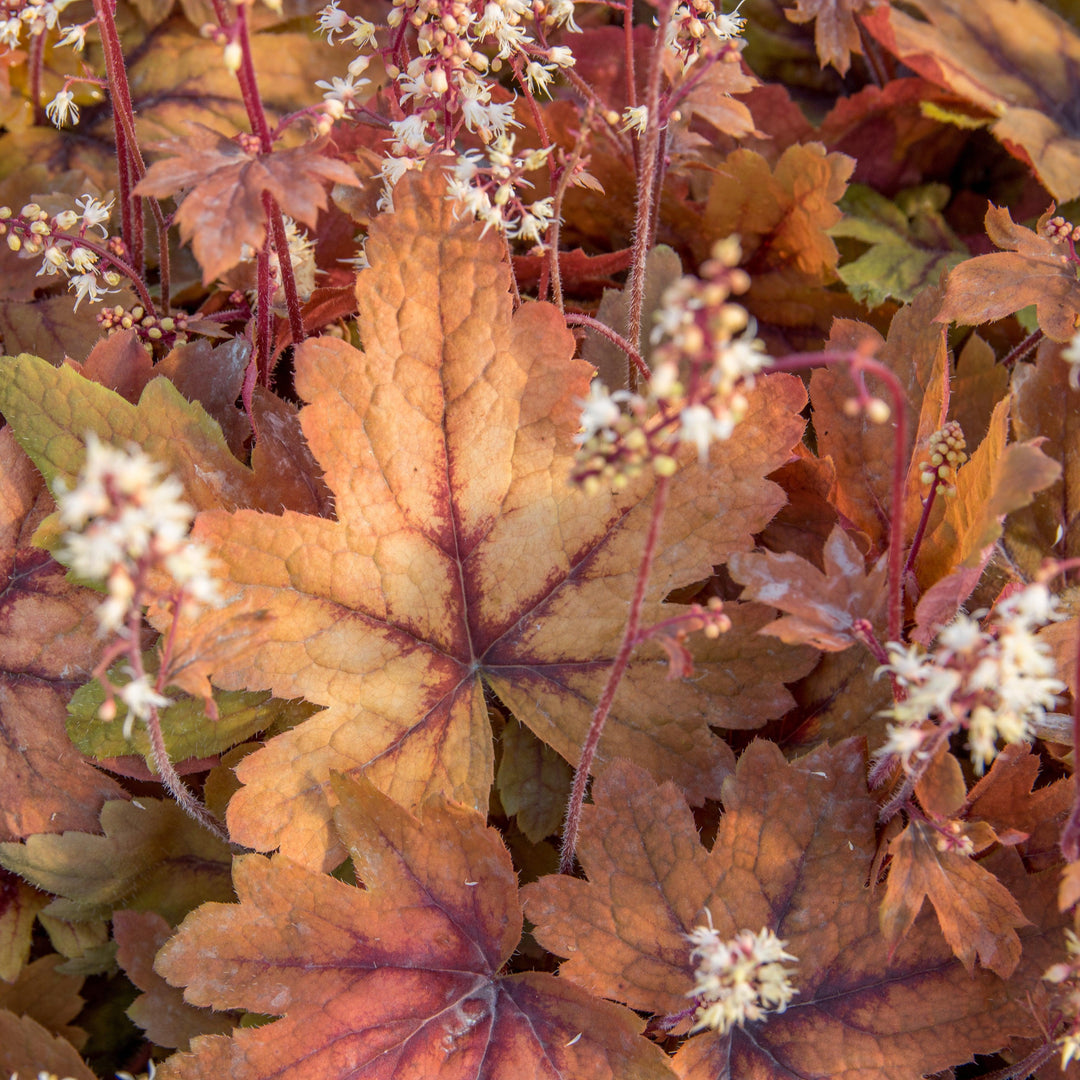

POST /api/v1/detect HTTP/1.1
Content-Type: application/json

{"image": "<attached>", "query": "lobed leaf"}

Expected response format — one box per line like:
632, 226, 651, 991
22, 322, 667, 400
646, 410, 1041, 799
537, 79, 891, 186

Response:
176, 165, 812, 870
154, 774, 675, 1080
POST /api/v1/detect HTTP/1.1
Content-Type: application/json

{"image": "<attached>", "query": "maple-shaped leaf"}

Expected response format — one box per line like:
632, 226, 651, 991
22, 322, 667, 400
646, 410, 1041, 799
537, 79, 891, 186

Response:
0, 799, 233, 926
728, 525, 886, 650
936, 205, 1080, 341
523, 743, 1068, 1079
115, 910, 235, 1050
177, 165, 809, 870
0, 427, 125, 842
154, 774, 675, 1080
134, 125, 359, 282
698, 144, 853, 283
0, 954, 86, 1049
0, 356, 268, 513
783, 0, 873, 75
880, 817, 1028, 978
861, 0, 1080, 201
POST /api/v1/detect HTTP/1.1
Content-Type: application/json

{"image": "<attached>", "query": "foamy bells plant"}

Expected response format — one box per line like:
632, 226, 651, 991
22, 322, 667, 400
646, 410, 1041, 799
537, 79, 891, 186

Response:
53, 434, 223, 739
686, 922, 798, 1035
875, 582, 1066, 777
572, 238, 771, 492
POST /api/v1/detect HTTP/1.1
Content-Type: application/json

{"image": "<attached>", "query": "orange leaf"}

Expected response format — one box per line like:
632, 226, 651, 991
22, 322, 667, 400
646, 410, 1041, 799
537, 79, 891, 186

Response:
937, 206, 1080, 341
880, 818, 1028, 977
0, 1011, 94, 1080
524, 742, 1062, 1076
861, 0, 1080, 201
810, 285, 949, 554
135, 125, 359, 282
783, 0, 873, 75
154, 775, 675, 1080
0, 427, 125, 842
115, 910, 234, 1050
729, 524, 887, 651
181, 165, 810, 869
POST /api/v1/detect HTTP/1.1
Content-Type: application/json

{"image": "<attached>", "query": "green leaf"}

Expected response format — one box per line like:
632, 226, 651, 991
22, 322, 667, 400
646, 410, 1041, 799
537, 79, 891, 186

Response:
829, 184, 968, 307
0, 354, 263, 513
0, 800, 233, 925
66, 667, 320, 768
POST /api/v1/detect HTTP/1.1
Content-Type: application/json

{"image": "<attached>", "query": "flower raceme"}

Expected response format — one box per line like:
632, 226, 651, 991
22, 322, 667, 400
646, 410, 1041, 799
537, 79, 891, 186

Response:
876, 582, 1065, 776
686, 923, 798, 1035
53, 436, 224, 734
573, 238, 771, 491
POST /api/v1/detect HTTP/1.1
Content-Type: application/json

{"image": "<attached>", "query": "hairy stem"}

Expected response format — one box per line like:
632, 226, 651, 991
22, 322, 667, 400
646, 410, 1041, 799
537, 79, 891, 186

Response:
625, 0, 675, 391
564, 312, 650, 384
560, 473, 671, 874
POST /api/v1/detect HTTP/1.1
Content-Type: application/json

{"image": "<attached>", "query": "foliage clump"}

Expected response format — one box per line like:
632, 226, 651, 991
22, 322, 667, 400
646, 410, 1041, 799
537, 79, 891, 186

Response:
1, 0, 1080, 1077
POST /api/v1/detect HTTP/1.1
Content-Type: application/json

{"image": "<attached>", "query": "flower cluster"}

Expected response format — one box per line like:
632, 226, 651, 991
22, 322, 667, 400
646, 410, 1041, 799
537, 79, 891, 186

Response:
666, 0, 746, 70
917, 421, 967, 493
0, 0, 78, 50
1044, 929, 1080, 1069
573, 238, 770, 492
1042, 213, 1080, 247
876, 582, 1065, 775
55, 434, 222, 632
686, 921, 798, 1035
0, 196, 122, 311
97, 302, 189, 348
444, 138, 555, 247
53, 435, 223, 735
315, 0, 580, 229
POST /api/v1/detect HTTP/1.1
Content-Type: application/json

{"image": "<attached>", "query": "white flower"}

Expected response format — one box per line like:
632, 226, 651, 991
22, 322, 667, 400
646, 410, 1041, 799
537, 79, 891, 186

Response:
524, 60, 557, 97
343, 16, 377, 48
45, 89, 79, 128
316, 0, 349, 43
679, 402, 731, 462
712, 0, 747, 40
316, 73, 369, 109
56, 22, 86, 49
687, 922, 797, 1035
575, 380, 634, 443
620, 105, 648, 135
388, 114, 432, 153
68, 271, 115, 310
118, 672, 172, 737
75, 194, 113, 236
547, 45, 575, 68
0, 17, 22, 47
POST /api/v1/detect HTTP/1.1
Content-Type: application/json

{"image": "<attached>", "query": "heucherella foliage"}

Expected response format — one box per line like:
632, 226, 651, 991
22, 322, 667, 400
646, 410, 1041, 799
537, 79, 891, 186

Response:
876, 582, 1065, 776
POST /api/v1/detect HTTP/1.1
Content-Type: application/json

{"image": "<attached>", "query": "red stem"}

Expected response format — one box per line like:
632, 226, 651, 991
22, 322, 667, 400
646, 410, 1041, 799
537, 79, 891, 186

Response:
903, 475, 941, 579
565, 312, 650, 384
226, 3, 304, 349
560, 473, 671, 874
625, 0, 675, 391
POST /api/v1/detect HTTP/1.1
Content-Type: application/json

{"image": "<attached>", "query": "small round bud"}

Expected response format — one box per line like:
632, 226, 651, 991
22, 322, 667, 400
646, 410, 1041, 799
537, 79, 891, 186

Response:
865, 398, 891, 424
98, 698, 117, 721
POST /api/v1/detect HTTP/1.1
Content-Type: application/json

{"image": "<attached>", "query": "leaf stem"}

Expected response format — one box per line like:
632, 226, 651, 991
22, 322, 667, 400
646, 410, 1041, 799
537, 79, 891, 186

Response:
560, 473, 671, 874
564, 312, 650, 383
625, 0, 675, 391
